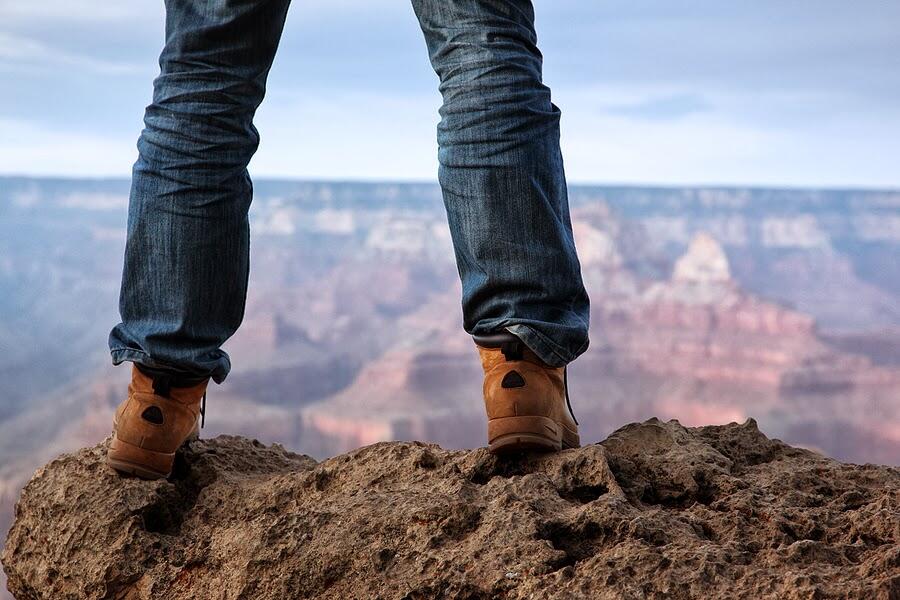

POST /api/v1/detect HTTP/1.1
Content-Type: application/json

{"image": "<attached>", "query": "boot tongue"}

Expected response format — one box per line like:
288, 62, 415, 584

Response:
473, 331, 527, 361
473, 332, 545, 365
500, 339, 524, 361
133, 364, 209, 406
151, 374, 173, 398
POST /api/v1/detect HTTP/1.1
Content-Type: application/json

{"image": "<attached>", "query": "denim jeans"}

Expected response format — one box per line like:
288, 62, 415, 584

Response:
109, 0, 590, 384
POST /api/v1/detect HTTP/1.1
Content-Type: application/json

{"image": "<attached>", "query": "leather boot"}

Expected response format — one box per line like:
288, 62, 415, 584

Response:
107, 364, 209, 479
475, 332, 580, 454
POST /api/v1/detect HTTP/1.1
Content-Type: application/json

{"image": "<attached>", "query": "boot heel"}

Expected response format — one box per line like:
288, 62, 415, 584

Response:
107, 435, 176, 480
488, 416, 563, 454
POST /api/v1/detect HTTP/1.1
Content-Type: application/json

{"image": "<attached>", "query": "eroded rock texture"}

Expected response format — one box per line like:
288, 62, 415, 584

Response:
3, 419, 898, 599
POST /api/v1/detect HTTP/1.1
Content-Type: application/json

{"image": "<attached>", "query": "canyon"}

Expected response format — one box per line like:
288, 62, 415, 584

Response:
1, 178, 898, 596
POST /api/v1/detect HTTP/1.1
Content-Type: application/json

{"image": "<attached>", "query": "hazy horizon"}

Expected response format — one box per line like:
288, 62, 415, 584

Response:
3, 174, 900, 195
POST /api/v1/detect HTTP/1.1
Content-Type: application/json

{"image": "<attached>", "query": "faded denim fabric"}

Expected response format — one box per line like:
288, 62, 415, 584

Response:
109, 0, 590, 384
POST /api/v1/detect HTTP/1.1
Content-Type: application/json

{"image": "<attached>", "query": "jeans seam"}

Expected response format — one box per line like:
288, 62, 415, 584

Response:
110, 347, 229, 382
110, 346, 151, 358
506, 323, 586, 366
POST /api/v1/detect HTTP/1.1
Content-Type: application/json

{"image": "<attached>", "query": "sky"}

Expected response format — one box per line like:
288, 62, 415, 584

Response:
1, 1, 899, 188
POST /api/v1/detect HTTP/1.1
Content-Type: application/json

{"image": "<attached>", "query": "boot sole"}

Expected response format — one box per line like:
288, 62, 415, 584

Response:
107, 422, 199, 480
488, 416, 580, 454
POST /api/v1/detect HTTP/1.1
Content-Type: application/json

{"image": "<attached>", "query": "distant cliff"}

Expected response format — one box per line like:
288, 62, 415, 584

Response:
3, 419, 898, 599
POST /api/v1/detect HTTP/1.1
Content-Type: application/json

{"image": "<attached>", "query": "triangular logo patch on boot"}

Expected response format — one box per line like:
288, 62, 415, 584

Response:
141, 406, 164, 425
501, 370, 526, 388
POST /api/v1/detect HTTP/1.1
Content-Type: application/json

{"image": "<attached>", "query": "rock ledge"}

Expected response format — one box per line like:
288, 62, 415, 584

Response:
3, 419, 899, 599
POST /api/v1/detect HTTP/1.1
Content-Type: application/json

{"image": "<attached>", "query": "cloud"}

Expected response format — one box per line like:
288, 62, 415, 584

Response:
0, 1, 898, 187
558, 86, 900, 188
7, 81, 896, 189
605, 93, 712, 121
0, 118, 136, 177
0, 33, 141, 74
538, 2, 900, 103
249, 90, 440, 181
0, 0, 398, 25
0, 0, 160, 24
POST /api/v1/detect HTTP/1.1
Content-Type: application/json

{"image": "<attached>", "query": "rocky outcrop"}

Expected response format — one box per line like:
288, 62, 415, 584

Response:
3, 419, 898, 600
672, 232, 732, 284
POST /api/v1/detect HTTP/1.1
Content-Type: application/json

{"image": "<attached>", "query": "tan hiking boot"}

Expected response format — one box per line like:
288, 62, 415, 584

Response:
475, 333, 580, 454
107, 364, 209, 480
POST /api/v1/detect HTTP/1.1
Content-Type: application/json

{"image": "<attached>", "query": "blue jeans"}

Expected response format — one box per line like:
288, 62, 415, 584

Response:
109, 0, 590, 384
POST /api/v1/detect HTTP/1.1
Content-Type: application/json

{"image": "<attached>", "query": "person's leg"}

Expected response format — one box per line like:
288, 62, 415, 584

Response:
411, 0, 590, 368
107, 0, 291, 479
108, 0, 292, 385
